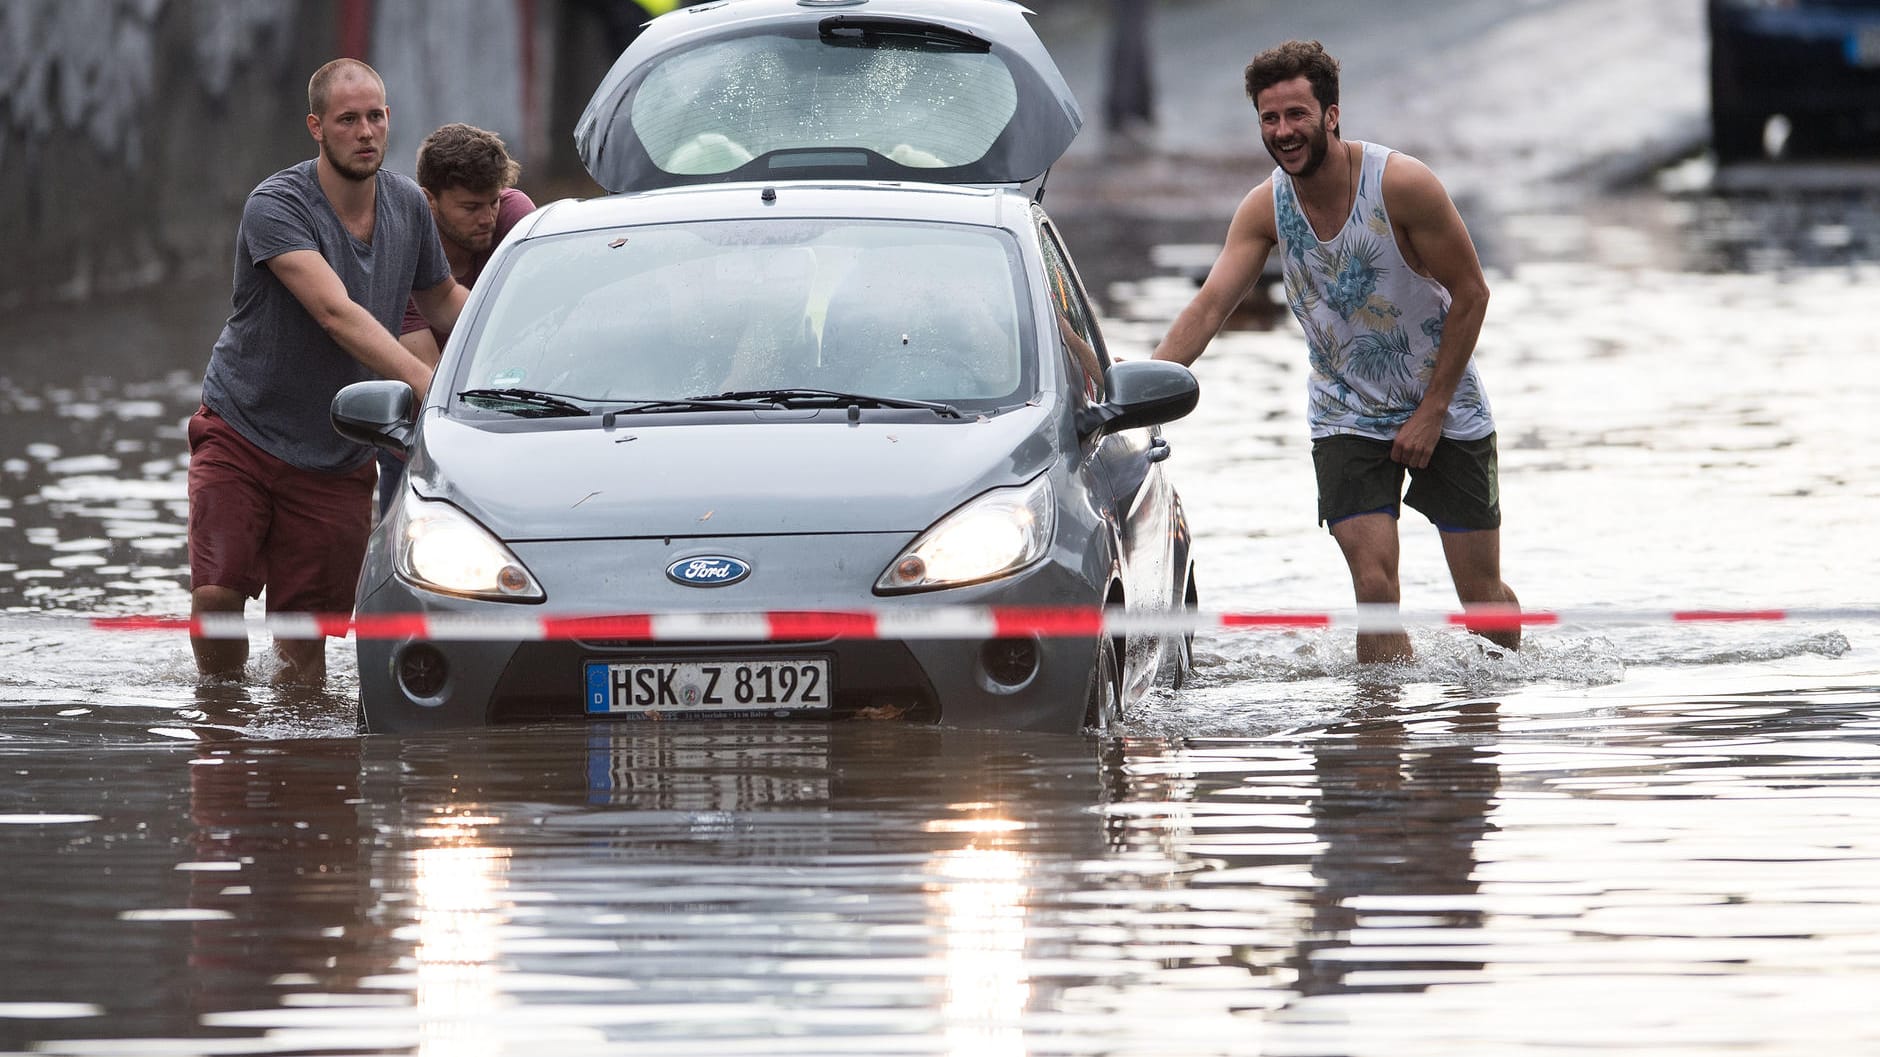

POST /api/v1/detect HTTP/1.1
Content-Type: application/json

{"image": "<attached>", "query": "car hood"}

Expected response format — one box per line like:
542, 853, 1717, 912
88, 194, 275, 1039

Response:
574, 0, 1082, 193
413, 405, 1060, 540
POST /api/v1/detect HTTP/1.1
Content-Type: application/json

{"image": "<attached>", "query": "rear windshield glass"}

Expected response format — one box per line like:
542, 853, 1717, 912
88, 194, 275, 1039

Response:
631, 31, 1019, 175
460, 220, 1033, 409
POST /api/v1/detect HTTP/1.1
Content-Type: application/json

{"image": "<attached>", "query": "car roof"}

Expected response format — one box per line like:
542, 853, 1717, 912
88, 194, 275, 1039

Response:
515, 180, 1037, 240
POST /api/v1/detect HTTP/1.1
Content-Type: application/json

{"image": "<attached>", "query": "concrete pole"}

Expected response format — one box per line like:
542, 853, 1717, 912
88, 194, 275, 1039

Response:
1104, 0, 1155, 148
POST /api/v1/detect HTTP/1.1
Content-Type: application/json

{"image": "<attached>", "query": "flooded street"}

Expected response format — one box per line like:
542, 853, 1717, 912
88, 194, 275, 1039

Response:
5, 0, 1880, 1053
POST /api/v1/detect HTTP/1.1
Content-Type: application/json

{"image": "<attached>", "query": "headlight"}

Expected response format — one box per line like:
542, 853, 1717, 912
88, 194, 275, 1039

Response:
877, 476, 1055, 593
392, 491, 544, 602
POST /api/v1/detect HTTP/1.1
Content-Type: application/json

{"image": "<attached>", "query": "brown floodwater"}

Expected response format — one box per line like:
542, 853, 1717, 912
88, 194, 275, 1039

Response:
4, 151, 1880, 1055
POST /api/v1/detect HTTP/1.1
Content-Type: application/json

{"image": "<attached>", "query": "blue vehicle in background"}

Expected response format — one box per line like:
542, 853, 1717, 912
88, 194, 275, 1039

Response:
1708, 0, 1880, 162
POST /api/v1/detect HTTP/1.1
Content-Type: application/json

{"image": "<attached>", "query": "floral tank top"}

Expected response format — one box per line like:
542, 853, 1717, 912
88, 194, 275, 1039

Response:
1272, 140, 1495, 441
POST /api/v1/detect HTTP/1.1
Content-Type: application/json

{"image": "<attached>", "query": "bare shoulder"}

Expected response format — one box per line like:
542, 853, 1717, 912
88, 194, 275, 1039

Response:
1380, 151, 1455, 218
1229, 176, 1279, 244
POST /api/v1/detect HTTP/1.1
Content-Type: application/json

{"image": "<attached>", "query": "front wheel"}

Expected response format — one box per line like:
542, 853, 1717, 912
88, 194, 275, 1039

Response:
1171, 569, 1198, 691
1082, 633, 1122, 732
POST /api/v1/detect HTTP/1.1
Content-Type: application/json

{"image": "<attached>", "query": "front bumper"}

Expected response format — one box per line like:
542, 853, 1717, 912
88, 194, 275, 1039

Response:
355, 532, 1110, 735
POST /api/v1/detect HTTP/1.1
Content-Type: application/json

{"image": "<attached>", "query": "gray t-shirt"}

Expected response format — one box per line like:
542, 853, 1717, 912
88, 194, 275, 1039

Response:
201, 160, 450, 473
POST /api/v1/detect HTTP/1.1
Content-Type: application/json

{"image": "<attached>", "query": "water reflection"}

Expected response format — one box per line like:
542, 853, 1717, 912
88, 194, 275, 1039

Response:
1099, 693, 1506, 1042
0, 366, 196, 619
409, 837, 509, 1057
320, 724, 1116, 1053
1286, 698, 1500, 1001
4, 680, 1880, 1054
585, 726, 831, 810
182, 738, 381, 1026
934, 841, 1029, 1057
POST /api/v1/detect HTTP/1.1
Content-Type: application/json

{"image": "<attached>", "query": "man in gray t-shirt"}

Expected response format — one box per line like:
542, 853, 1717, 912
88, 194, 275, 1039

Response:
187, 58, 467, 686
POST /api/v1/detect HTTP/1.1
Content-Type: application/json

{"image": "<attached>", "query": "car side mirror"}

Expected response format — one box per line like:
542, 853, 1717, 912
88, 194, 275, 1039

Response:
1078, 360, 1199, 437
332, 380, 417, 452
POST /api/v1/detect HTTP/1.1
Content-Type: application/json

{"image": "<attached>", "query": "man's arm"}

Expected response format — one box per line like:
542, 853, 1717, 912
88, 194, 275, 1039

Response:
266, 249, 440, 401
411, 277, 470, 347
1382, 154, 1491, 469
398, 327, 443, 370
1153, 181, 1277, 366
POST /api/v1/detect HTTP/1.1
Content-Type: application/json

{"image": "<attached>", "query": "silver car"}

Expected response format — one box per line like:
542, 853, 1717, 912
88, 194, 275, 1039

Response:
333, 0, 1200, 734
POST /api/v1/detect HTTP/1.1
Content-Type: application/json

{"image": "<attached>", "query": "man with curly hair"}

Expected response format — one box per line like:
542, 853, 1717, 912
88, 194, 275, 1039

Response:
380, 123, 537, 512
1153, 40, 1519, 662
396, 123, 535, 365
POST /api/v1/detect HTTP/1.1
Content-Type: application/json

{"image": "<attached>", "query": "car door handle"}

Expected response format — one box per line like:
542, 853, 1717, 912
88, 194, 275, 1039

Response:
1147, 437, 1172, 463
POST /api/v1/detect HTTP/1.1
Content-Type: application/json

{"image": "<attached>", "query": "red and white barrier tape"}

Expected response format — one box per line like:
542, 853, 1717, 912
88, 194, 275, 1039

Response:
37, 604, 1880, 641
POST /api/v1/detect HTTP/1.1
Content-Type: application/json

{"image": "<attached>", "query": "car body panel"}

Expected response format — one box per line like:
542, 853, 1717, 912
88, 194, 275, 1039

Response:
524, 179, 1024, 238
341, 0, 1198, 735
354, 478, 1121, 734
1031, 215, 1184, 700
575, 0, 1082, 192
409, 402, 1061, 540
348, 182, 1197, 733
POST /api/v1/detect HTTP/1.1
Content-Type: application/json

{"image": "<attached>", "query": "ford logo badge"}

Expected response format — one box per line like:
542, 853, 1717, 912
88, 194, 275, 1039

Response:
666, 555, 751, 588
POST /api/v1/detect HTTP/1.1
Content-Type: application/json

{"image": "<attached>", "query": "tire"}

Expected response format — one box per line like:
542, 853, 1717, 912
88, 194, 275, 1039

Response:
1171, 569, 1198, 691
1082, 633, 1122, 732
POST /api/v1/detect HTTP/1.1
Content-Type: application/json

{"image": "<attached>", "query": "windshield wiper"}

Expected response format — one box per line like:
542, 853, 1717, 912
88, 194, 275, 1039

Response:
599, 397, 786, 428
818, 15, 991, 53
706, 388, 962, 419
600, 397, 782, 423
457, 387, 594, 418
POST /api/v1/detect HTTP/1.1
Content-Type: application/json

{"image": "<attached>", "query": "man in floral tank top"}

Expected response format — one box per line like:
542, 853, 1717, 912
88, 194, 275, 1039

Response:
1153, 40, 1520, 663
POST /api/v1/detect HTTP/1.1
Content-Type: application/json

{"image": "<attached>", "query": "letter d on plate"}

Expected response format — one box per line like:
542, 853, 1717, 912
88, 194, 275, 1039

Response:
666, 555, 752, 587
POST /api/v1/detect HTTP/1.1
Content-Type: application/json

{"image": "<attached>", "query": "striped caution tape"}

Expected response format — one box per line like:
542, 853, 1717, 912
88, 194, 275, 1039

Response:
50, 605, 1880, 641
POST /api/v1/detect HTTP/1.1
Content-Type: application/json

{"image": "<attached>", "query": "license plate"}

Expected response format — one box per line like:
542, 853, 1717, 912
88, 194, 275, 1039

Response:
584, 657, 832, 716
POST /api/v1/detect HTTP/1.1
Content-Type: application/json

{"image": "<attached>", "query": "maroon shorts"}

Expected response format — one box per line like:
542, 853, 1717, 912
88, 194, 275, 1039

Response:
186, 406, 375, 621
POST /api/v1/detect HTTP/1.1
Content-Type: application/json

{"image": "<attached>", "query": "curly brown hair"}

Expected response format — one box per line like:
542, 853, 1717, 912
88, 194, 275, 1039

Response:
415, 123, 522, 195
1243, 40, 1340, 112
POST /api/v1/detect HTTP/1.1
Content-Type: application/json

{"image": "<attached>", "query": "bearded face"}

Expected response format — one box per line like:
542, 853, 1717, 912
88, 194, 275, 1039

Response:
1256, 76, 1337, 178
312, 76, 388, 183
1263, 111, 1331, 177
429, 186, 503, 255
321, 136, 382, 182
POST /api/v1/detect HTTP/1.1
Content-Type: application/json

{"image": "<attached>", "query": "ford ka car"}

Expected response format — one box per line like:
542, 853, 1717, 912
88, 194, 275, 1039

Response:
332, 0, 1201, 734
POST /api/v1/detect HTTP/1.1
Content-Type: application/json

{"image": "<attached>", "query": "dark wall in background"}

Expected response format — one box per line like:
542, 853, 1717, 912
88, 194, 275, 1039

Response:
0, 0, 1114, 310
0, 0, 603, 310
1, 2, 336, 308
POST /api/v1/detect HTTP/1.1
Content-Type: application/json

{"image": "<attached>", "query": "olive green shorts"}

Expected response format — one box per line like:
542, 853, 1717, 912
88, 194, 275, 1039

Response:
1311, 432, 1502, 532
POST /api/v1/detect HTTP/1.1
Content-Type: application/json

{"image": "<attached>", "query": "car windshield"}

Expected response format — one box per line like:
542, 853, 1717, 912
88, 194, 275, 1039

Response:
459, 219, 1033, 411
631, 29, 1018, 178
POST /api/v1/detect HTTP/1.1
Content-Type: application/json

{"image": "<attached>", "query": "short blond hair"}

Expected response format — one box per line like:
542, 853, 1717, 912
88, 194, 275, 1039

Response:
308, 58, 386, 118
